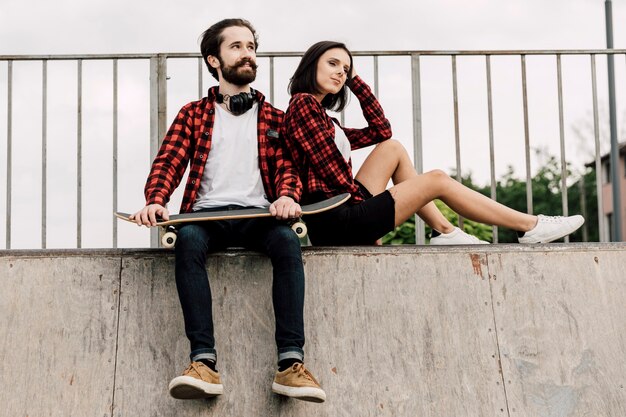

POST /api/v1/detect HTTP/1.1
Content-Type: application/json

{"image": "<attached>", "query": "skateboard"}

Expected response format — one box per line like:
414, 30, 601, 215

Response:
115, 193, 351, 248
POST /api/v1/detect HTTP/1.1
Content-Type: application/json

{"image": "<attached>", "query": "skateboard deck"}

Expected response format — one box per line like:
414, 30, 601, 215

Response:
116, 193, 350, 247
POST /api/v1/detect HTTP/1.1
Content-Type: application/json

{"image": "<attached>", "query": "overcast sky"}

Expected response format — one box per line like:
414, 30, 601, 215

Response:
2, 0, 625, 53
1, 0, 625, 249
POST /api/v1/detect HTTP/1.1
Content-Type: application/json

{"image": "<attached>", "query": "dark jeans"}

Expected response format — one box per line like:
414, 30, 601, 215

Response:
174, 209, 305, 365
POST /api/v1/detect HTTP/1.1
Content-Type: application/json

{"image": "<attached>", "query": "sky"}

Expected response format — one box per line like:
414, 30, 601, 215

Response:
1, 0, 625, 248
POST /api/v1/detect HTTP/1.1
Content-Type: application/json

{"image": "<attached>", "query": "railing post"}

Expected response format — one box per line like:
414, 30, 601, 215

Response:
112, 59, 118, 248
149, 54, 167, 248
520, 55, 533, 214
590, 55, 606, 242
5, 61, 12, 249
556, 54, 569, 242
605, 0, 622, 241
451, 55, 464, 230
42, 60, 47, 249
77, 59, 83, 248
485, 55, 498, 243
411, 54, 426, 245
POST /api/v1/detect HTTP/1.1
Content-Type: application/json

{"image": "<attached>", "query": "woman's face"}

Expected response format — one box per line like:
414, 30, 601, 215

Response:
314, 47, 351, 101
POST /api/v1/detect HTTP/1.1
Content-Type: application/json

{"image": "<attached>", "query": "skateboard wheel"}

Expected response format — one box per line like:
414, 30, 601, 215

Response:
291, 222, 307, 239
162, 231, 177, 248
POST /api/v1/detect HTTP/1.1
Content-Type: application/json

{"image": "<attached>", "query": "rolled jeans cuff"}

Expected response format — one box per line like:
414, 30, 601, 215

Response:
278, 347, 304, 363
191, 348, 217, 364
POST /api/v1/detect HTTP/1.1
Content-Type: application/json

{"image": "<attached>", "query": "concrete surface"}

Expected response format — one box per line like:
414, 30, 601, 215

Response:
1, 244, 625, 417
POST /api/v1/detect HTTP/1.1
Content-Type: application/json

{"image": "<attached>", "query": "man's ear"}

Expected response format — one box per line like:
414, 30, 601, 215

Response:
207, 55, 220, 69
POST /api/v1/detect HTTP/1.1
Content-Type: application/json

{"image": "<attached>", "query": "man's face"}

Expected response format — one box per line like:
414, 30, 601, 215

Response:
210, 26, 258, 85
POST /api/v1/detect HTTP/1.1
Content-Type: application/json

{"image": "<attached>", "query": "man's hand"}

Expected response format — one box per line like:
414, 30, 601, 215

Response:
129, 204, 169, 227
269, 196, 302, 220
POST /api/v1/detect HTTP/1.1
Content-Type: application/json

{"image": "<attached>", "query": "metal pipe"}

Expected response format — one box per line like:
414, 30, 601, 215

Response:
373, 56, 379, 97
113, 59, 118, 249
605, 0, 622, 241
521, 55, 533, 214
269, 56, 275, 104
148, 55, 168, 247
451, 56, 464, 229
77, 59, 82, 248
411, 54, 426, 245
591, 55, 606, 242
556, 54, 569, 242
486, 56, 498, 243
6, 61, 12, 249
4, 49, 626, 61
42, 60, 47, 248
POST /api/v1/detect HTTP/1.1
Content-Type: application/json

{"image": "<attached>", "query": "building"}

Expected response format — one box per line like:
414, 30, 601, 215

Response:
587, 142, 626, 241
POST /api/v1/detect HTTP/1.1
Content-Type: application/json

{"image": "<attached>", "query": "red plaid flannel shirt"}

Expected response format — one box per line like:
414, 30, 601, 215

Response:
144, 87, 302, 213
282, 75, 392, 203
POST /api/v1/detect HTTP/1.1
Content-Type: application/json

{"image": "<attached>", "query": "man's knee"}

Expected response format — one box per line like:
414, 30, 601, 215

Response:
175, 224, 209, 254
266, 225, 302, 255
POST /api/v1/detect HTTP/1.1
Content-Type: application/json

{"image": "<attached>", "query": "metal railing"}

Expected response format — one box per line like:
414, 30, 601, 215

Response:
1, 49, 624, 248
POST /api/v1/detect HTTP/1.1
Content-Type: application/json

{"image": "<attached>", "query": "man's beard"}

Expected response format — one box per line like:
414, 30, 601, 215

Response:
220, 57, 258, 85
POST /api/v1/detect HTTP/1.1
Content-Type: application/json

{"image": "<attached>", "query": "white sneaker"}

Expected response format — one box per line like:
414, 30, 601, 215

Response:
430, 227, 490, 245
518, 214, 584, 244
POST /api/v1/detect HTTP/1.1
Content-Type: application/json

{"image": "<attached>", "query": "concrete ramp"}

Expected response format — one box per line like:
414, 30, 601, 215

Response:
1, 244, 625, 416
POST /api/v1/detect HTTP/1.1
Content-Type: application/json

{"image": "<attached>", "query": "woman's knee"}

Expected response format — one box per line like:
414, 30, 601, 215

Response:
424, 169, 450, 184
376, 139, 406, 156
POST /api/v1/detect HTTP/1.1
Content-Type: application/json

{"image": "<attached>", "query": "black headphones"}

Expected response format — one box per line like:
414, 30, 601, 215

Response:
216, 89, 257, 115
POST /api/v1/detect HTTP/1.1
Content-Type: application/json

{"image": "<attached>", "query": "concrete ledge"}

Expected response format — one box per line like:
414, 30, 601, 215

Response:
1, 244, 625, 416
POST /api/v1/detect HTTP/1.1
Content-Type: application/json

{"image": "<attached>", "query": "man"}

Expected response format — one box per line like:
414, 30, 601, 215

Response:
131, 18, 325, 403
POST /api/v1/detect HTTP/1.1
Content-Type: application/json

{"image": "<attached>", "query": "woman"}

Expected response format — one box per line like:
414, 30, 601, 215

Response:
282, 41, 584, 246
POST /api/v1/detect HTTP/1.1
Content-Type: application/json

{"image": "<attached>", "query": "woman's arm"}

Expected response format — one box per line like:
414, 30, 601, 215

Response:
284, 94, 358, 192
341, 75, 393, 150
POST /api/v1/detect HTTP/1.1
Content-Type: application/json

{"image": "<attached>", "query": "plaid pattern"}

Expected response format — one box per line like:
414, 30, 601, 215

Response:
282, 75, 392, 203
144, 87, 302, 214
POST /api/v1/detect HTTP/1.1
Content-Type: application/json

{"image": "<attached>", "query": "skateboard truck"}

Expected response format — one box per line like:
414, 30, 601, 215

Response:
162, 226, 178, 249
161, 221, 307, 249
290, 220, 307, 239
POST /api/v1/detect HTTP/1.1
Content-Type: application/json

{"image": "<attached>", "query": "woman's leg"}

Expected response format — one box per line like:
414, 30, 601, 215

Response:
389, 169, 537, 230
355, 140, 455, 233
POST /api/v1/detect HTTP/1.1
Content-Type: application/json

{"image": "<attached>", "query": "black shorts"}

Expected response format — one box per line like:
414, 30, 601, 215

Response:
305, 181, 396, 246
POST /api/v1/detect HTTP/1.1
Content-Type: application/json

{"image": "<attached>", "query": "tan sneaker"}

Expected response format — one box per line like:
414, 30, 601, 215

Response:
272, 362, 326, 403
168, 361, 223, 399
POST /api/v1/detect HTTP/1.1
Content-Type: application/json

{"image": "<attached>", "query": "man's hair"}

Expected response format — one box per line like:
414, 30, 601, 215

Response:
200, 18, 259, 81
288, 41, 353, 112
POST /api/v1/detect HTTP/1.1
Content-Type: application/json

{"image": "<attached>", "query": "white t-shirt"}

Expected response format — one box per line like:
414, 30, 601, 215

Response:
333, 120, 351, 163
192, 103, 270, 210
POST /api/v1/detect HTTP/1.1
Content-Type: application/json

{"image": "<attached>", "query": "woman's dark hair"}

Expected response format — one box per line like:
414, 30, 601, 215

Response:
200, 18, 259, 81
289, 41, 353, 112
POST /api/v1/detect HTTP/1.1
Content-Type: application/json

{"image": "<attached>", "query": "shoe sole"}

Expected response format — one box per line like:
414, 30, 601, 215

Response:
169, 376, 223, 399
519, 215, 585, 244
272, 382, 326, 403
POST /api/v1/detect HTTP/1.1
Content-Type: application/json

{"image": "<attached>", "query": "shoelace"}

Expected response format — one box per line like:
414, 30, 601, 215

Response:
539, 215, 564, 223
187, 362, 202, 377
292, 363, 319, 385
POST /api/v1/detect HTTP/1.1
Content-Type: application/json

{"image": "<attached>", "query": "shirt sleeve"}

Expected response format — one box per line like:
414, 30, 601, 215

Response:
341, 75, 393, 150
284, 94, 357, 192
273, 138, 303, 202
144, 105, 193, 207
